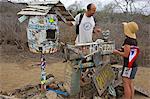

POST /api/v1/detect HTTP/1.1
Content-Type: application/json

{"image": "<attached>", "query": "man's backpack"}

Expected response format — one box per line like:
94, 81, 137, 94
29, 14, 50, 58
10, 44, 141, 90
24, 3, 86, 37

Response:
76, 13, 84, 35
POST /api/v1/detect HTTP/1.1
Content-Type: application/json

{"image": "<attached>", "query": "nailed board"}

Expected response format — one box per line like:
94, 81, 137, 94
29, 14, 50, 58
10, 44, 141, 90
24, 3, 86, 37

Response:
93, 64, 115, 96
27, 14, 59, 53
17, 11, 49, 16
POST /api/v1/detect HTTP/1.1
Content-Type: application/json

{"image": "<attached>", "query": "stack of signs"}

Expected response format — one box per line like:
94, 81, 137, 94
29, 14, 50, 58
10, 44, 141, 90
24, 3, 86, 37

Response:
27, 14, 59, 53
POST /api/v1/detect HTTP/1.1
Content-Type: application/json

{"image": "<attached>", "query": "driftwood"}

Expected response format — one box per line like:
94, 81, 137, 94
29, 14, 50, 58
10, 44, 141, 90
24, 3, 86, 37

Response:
0, 94, 18, 99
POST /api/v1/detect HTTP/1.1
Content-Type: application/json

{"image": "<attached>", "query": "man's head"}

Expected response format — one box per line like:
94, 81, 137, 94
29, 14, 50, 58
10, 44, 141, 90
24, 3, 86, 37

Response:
86, 3, 96, 17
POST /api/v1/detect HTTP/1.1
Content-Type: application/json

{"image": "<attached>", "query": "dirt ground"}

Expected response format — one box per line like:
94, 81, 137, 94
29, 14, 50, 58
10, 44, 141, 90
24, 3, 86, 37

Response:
0, 44, 150, 99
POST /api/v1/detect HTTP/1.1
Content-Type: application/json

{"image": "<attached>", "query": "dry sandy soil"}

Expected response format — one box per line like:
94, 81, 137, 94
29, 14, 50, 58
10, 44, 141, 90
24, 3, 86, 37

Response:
0, 44, 150, 99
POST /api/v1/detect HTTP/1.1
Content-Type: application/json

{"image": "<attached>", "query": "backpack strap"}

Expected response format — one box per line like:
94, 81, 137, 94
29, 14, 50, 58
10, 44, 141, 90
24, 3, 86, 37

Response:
76, 13, 84, 35
78, 13, 84, 26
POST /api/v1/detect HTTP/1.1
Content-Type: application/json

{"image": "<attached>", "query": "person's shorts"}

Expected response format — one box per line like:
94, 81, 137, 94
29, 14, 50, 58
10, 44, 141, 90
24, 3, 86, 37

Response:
121, 66, 138, 79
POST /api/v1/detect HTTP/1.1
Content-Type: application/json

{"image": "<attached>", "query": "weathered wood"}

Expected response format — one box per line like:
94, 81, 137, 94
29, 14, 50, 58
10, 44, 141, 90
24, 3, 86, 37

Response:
22, 8, 49, 13
28, 1, 59, 5
0, 94, 18, 99
27, 5, 52, 10
8, 0, 59, 4
59, 11, 71, 16
17, 10, 48, 16
17, 5, 52, 15
55, 9, 67, 23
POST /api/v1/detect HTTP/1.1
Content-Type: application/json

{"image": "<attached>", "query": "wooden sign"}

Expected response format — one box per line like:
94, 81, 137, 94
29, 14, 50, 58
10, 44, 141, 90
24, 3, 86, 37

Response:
93, 64, 115, 96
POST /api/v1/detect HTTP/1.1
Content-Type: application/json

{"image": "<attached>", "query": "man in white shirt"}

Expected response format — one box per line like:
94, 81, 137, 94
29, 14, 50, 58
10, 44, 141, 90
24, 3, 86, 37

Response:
67, 3, 101, 44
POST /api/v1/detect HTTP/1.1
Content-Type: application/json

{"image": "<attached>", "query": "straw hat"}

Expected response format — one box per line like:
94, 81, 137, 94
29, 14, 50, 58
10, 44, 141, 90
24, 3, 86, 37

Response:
122, 22, 139, 39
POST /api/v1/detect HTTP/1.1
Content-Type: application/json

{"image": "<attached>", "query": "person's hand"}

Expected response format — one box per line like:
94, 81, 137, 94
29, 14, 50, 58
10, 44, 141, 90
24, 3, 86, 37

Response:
113, 49, 120, 54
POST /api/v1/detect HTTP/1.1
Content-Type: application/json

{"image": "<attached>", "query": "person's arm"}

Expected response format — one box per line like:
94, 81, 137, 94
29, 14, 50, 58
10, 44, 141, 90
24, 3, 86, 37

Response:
113, 44, 130, 58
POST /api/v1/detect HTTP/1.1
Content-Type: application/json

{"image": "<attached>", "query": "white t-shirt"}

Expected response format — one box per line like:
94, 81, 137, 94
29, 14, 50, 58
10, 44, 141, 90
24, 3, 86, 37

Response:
74, 13, 95, 44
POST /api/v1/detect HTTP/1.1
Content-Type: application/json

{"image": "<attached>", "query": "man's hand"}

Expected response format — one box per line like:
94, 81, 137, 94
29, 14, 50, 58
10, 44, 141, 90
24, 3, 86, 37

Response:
94, 26, 101, 34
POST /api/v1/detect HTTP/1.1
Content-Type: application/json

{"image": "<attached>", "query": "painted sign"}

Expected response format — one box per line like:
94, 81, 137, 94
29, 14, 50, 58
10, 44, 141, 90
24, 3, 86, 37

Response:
93, 64, 115, 96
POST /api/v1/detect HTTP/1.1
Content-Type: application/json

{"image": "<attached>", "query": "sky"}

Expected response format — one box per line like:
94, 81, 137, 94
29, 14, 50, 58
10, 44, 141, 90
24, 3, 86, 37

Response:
2, 0, 150, 15
60, 0, 112, 8
60, 0, 150, 15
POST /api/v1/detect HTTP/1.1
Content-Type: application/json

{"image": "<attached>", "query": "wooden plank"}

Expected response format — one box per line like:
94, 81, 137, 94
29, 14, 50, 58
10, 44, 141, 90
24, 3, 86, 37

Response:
67, 10, 75, 20
75, 42, 98, 47
28, 1, 59, 5
22, 8, 47, 13
55, 9, 67, 23
111, 64, 122, 69
54, 7, 74, 21
0, 95, 18, 99
55, 6, 66, 12
59, 11, 70, 16
22, 8, 37, 11
17, 11, 48, 16
8, 0, 59, 4
27, 5, 52, 10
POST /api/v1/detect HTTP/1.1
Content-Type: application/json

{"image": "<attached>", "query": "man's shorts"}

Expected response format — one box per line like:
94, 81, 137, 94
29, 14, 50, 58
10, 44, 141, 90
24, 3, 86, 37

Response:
121, 67, 138, 79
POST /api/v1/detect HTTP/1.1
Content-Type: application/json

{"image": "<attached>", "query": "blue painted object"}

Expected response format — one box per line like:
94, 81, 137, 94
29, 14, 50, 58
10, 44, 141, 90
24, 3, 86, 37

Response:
47, 88, 69, 96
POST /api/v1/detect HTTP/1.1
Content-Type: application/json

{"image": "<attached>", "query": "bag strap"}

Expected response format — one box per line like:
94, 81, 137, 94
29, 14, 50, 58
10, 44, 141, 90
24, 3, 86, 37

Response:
78, 13, 84, 26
